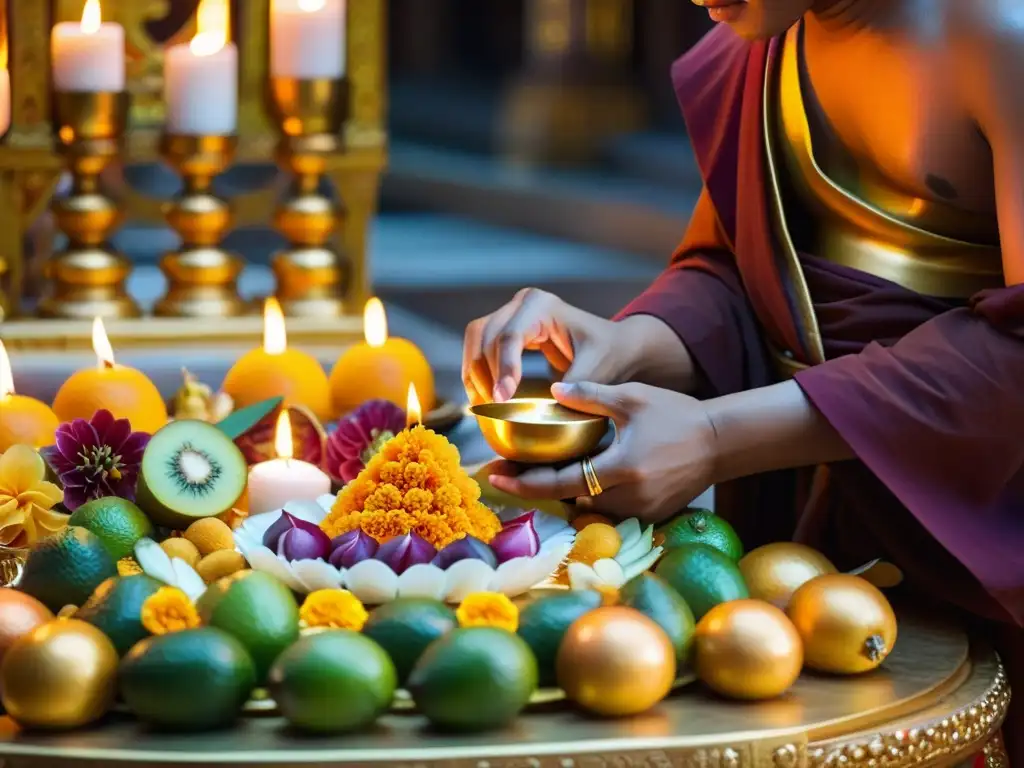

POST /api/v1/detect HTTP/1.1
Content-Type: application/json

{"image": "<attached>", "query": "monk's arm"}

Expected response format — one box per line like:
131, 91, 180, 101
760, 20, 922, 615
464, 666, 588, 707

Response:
616, 188, 771, 397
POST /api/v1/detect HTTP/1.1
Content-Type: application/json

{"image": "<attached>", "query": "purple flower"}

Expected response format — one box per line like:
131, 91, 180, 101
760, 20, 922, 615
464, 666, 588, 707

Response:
326, 400, 406, 484
42, 409, 150, 511
490, 511, 541, 563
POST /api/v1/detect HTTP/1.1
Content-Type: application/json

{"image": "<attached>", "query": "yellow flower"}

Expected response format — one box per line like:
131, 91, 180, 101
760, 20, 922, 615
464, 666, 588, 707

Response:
117, 557, 143, 576
140, 587, 201, 636
456, 592, 519, 632
321, 425, 501, 549
0, 444, 66, 548
299, 589, 368, 631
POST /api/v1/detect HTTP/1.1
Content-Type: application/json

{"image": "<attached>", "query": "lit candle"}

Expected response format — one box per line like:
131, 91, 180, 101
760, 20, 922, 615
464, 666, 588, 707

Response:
270, 0, 346, 79
221, 298, 332, 421
163, 0, 237, 135
0, 341, 60, 452
406, 383, 422, 429
0, 41, 10, 137
51, 0, 125, 93
328, 298, 436, 418
247, 410, 332, 516
51, 318, 168, 435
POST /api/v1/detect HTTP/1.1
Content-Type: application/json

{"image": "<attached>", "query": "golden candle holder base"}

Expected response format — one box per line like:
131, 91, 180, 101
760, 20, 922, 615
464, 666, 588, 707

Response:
0, 545, 27, 588
269, 78, 349, 317
157, 134, 247, 318
39, 92, 139, 320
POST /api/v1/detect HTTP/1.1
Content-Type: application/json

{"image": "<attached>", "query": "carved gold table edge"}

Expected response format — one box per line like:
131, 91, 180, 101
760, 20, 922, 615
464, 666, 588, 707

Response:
0, 644, 1006, 768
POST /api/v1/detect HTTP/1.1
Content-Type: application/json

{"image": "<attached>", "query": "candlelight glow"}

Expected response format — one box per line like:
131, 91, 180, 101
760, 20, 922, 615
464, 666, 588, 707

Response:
92, 317, 115, 368
364, 298, 388, 348
0, 340, 14, 397
298, 0, 327, 11
191, 0, 229, 56
263, 298, 287, 355
275, 410, 294, 460
81, 0, 102, 35
406, 383, 422, 428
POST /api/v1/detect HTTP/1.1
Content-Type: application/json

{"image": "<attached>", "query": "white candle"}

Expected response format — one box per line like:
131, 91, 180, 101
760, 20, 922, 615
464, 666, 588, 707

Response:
51, 0, 125, 92
0, 68, 10, 137
247, 411, 332, 516
164, 0, 237, 135
270, 0, 346, 79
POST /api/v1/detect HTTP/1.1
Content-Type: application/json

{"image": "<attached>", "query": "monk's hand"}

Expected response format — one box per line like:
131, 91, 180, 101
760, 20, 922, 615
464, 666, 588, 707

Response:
486, 381, 717, 523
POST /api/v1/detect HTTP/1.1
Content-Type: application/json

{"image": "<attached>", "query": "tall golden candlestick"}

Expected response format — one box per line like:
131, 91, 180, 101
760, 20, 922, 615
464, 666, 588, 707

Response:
268, 77, 349, 317
38, 91, 138, 320
156, 134, 245, 317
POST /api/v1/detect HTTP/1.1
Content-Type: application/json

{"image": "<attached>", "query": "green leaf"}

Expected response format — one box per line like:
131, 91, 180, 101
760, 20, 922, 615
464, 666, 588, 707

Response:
215, 397, 283, 439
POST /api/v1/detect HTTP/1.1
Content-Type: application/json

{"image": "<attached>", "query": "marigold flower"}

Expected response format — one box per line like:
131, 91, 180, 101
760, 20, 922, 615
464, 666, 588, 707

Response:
0, 444, 67, 548
140, 587, 200, 636
456, 592, 519, 632
299, 589, 368, 631
321, 426, 501, 549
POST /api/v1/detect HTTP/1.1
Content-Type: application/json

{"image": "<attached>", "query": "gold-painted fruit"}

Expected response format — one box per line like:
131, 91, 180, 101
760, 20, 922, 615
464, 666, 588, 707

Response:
787, 574, 897, 674
739, 543, 837, 608
196, 551, 247, 584
184, 518, 235, 555
160, 538, 202, 568
694, 599, 803, 700
0, 590, 53, 669
557, 606, 676, 717
0, 619, 118, 729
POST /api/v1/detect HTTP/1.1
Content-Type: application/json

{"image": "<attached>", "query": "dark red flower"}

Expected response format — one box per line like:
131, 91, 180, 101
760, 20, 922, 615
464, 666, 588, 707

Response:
326, 400, 406, 484
42, 409, 150, 511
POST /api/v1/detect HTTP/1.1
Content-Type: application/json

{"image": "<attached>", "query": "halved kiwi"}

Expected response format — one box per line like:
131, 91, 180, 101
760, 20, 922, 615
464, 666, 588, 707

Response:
136, 420, 248, 530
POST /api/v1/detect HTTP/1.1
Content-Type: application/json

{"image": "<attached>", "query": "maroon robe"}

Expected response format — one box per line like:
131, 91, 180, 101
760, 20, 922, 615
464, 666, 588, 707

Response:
619, 25, 1024, 758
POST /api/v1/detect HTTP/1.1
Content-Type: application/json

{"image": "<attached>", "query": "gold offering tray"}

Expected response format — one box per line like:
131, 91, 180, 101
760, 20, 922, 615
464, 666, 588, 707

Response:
0, 613, 1008, 768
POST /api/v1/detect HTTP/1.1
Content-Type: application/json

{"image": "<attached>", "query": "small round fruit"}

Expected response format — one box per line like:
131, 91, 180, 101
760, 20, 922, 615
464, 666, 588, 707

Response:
160, 538, 202, 568
269, 631, 397, 733
1, 619, 118, 729
570, 523, 622, 564
658, 509, 743, 560
119, 627, 256, 731
184, 518, 235, 555
196, 551, 247, 584
739, 543, 837, 608
654, 543, 749, 620
408, 627, 537, 732
18, 526, 117, 613
68, 497, 154, 561
517, 590, 603, 687
74, 574, 162, 655
787, 574, 897, 674
0, 591, 53, 668
571, 513, 613, 532
362, 598, 458, 684
694, 600, 802, 700
557, 606, 676, 717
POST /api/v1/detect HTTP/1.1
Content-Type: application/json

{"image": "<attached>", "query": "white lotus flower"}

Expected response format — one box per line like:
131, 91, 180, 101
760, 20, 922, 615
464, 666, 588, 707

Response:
566, 519, 664, 591
134, 538, 207, 601
233, 494, 575, 603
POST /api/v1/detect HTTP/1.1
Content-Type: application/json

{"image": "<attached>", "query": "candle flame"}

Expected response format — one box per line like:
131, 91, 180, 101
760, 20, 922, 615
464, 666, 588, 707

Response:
364, 298, 388, 348
263, 297, 287, 355
92, 317, 115, 368
0, 340, 14, 397
191, 0, 229, 56
274, 410, 294, 460
81, 0, 102, 35
298, 0, 327, 10
406, 383, 422, 428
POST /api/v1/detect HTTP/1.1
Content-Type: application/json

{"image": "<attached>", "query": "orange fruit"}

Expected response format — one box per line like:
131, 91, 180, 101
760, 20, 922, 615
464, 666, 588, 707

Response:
571, 513, 613, 532
569, 523, 621, 565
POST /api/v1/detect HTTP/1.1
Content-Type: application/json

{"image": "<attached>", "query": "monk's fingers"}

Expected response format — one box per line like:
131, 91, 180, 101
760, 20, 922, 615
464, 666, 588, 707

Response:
487, 448, 624, 501
462, 318, 489, 404
573, 486, 636, 518
483, 288, 563, 402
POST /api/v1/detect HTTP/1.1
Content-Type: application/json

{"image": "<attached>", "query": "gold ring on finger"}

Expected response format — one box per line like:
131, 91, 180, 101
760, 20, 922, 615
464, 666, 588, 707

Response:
581, 456, 604, 497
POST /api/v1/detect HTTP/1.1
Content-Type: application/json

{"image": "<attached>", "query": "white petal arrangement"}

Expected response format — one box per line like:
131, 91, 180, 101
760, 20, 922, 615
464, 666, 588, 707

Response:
232, 495, 662, 603
134, 538, 208, 601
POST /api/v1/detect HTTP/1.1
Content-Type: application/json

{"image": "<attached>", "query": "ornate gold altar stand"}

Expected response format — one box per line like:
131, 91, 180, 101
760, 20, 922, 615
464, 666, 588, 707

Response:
0, 613, 1008, 768
0, 0, 386, 350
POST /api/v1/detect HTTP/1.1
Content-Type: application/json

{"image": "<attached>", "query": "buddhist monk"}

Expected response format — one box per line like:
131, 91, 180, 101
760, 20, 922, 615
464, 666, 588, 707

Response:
464, 0, 1024, 759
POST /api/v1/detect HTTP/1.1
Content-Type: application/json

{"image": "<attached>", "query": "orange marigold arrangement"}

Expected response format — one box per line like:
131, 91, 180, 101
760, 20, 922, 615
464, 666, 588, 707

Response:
299, 589, 369, 631
320, 425, 501, 550
140, 587, 201, 636
456, 592, 520, 632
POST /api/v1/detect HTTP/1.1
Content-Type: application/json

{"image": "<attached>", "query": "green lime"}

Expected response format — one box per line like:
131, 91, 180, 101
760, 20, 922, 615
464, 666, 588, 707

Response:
362, 598, 458, 685
75, 574, 162, 655
654, 543, 749, 620
658, 509, 743, 561
196, 570, 299, 683
517, 590, 603, 686
18, 526, 117, 613
119, 627, 256, 731
268, 630, 397, 733
68, 497, 154, 561
618, 572, 696, 665
408, 627, 538, 732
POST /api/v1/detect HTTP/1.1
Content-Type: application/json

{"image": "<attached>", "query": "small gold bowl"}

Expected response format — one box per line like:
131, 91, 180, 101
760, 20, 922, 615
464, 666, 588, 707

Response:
470, 398, 610, 464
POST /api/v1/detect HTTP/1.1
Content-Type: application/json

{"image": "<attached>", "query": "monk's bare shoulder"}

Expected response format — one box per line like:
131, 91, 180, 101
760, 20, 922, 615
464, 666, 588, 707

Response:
946, 0, 1024, 130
